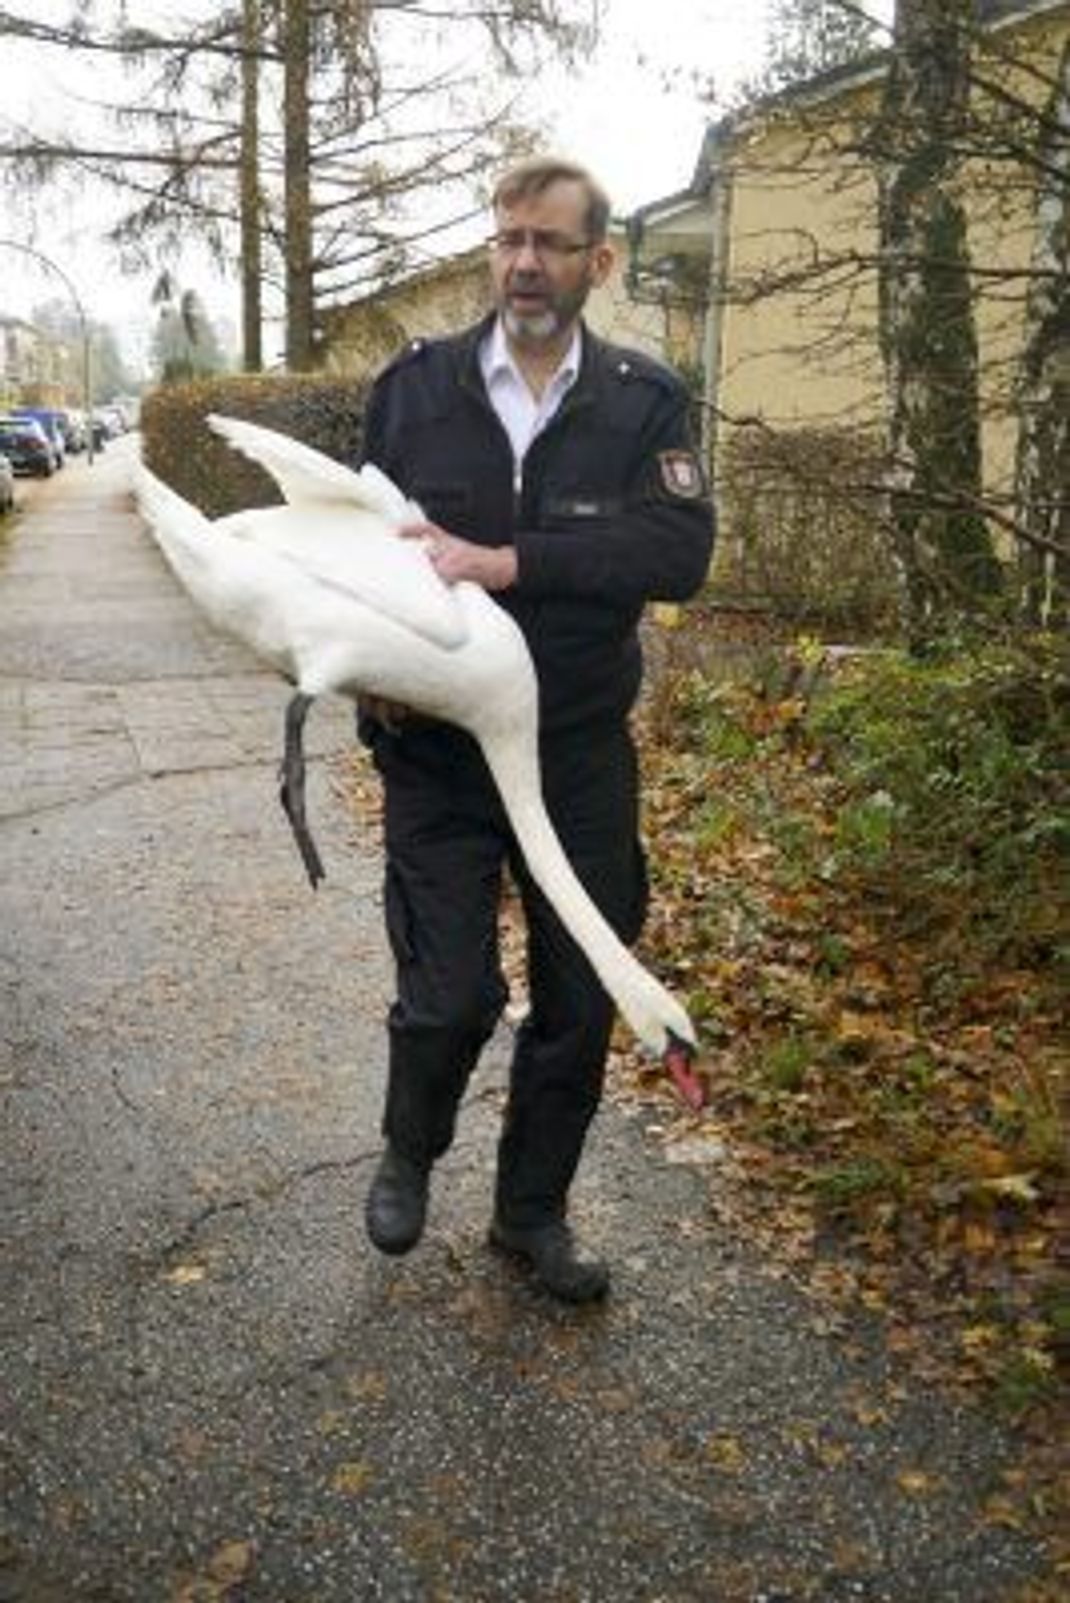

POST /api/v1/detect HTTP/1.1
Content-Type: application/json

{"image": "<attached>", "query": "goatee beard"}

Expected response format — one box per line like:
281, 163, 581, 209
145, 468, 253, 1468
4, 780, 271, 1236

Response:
503, 306, 559, 344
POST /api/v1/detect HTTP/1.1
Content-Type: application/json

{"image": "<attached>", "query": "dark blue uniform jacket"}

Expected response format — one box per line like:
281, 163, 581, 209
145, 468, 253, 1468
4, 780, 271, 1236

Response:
361, 314, 715, 736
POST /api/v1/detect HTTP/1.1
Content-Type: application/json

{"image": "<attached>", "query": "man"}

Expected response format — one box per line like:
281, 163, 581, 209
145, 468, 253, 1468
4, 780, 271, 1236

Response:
359, 156, 714, 1303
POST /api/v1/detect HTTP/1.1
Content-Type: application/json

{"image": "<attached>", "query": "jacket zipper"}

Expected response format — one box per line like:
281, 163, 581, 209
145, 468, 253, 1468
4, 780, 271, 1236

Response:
458, 340, 597, 532
458, 364, 526, 531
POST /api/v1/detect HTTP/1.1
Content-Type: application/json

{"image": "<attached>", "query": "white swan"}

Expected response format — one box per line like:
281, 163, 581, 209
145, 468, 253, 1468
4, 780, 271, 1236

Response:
135, 414, 705, 1106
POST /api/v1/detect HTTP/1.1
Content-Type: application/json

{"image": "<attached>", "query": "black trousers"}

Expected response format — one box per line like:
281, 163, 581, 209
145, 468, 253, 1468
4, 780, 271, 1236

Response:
370, 719, 647, 1228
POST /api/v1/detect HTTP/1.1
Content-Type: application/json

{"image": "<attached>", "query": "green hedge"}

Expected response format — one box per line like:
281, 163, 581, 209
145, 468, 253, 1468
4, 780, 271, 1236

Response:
715, 424, 900, 639
139, 373, 371, 518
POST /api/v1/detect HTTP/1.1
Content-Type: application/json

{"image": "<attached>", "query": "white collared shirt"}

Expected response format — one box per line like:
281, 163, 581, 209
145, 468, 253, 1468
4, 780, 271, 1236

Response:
479, 318, 581, 485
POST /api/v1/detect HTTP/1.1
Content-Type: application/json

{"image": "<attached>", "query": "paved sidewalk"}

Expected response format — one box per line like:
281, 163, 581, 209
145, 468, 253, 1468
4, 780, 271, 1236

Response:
0, 444, 1047, 1601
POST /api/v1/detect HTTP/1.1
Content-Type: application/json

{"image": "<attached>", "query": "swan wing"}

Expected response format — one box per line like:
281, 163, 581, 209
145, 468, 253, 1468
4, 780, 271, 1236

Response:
223, 507, 470, 650
207, 413, 422, 524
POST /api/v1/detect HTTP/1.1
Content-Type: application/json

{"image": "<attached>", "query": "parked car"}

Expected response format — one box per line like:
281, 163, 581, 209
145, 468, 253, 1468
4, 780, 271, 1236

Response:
52, 407, 86, 454
0, 417, 56, 476
93, 406, 127, 440
0, 450, 15, 513
109, 396, 140, 431
62, 409, 89, 453
11, 407, 66, 468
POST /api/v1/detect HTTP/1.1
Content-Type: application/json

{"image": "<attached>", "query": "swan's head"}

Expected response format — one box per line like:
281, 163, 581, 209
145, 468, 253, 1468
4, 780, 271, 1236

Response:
622, 974, 707, 1108
627, 973, 694, 1054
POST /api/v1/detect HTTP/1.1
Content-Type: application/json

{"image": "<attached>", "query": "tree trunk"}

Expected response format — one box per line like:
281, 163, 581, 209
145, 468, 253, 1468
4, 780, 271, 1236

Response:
877, 0, 1002, 646
240, 0, 263, 373
1014, 35, 1069, 628
283, 0, 314, 371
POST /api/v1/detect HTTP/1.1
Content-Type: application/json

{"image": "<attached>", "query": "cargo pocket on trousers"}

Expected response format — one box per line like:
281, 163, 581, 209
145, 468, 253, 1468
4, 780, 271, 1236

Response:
384, 862, 417, 965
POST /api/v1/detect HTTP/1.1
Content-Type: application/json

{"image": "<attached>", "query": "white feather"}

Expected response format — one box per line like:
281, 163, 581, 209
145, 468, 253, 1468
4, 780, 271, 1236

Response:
136, 420, 695, 1057
206, 413, 420, 522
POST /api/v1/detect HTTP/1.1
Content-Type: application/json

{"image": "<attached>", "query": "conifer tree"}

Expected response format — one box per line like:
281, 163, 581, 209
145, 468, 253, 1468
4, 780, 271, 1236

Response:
0, 2, 596, 371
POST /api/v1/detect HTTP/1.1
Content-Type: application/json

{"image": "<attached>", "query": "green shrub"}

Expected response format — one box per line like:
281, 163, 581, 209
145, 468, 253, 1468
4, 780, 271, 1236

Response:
809, 636, 1068, 966
139, 372, 371, 517
714, 425, 900, 637
810, 1156, 904, 1211
759, 1032, 813, 1092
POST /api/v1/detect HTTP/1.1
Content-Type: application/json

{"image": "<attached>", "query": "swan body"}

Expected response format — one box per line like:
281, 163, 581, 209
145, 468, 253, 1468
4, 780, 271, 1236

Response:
135, 414, 701, 1081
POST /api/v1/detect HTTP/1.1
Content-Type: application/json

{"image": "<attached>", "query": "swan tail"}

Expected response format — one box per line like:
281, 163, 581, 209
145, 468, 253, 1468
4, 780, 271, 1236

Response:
206, 414, 419, 523
478, 730, 696, 1058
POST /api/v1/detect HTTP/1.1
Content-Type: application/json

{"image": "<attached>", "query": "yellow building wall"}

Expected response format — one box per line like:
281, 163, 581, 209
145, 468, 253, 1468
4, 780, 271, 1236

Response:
321, 231, 667, 383
715, 8, 1068, 497
719, 90, 884, 434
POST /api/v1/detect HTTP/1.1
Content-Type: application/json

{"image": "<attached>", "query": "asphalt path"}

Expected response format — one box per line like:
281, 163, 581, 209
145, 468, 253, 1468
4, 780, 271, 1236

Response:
0, 442, 1046, 1601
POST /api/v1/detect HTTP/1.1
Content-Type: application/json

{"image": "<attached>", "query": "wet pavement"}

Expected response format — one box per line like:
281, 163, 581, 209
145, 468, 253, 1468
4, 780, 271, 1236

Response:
0, 443, 1048, 1601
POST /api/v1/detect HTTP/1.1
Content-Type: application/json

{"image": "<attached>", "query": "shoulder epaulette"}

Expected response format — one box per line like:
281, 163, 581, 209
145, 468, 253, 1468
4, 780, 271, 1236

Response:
375, 336, 425, 377
604, 343, 681, 394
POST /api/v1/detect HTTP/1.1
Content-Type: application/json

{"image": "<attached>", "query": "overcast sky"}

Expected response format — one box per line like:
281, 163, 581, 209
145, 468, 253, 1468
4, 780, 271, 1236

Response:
0, 0, 892, 369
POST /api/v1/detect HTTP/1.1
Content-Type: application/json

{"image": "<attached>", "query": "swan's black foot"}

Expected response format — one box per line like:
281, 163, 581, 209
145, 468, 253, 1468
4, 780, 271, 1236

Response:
279, 778, 326, 887
280, 692, 325, 889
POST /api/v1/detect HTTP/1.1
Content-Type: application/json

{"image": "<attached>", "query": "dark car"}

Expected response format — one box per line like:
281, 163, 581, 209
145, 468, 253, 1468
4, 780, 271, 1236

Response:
0, 450, 14, 513
11, 407, 66, 467
0, 417, 55, 476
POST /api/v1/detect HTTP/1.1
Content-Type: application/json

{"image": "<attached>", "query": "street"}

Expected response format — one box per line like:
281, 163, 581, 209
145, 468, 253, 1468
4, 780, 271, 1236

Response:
0, 442, 1046, 1602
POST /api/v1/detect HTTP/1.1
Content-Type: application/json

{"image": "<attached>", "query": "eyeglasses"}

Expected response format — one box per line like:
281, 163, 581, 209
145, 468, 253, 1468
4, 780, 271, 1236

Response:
488, 229, 594, 261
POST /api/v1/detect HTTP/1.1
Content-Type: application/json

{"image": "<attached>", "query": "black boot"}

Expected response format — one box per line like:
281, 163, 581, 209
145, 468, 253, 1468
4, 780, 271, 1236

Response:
365, 1146, 430, 1256
488, 1218, 610, 1304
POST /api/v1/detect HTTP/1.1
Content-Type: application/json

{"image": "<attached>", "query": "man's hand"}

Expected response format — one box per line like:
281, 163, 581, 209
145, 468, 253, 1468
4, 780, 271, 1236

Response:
402, 521, 518, 592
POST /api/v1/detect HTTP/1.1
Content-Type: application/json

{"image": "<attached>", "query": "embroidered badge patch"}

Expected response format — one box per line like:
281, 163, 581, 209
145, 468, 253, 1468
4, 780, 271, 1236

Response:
657, 450, 706, 500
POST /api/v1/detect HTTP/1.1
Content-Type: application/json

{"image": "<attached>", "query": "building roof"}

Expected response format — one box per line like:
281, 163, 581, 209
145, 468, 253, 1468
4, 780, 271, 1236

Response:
632, 0, 1068, 221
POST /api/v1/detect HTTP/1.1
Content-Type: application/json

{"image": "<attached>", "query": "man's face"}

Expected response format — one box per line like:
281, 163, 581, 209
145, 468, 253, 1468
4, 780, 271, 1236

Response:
489, 178, 614, 347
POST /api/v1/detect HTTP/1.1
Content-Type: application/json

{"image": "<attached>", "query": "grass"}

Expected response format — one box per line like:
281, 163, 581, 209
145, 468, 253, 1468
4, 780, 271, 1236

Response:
630, 626, 1067, 1418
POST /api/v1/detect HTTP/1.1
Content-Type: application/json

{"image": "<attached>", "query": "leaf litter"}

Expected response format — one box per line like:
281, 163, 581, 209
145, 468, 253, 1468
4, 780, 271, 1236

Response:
334, 634, 1068, 1596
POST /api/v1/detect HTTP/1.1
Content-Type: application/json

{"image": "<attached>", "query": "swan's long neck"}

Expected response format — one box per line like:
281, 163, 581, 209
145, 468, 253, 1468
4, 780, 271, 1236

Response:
478, 727, 694, 1056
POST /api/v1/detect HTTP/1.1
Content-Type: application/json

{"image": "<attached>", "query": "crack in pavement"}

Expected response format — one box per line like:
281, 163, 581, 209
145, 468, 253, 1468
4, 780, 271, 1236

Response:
142, 1128, 497, 1282
0, 758, 296, 830
0, 748, 357, 822
143, 1150, 386, 1276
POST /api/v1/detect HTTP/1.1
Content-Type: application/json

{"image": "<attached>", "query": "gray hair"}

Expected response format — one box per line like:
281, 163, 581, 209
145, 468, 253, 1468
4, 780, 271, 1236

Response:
491, 157, 611, 242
